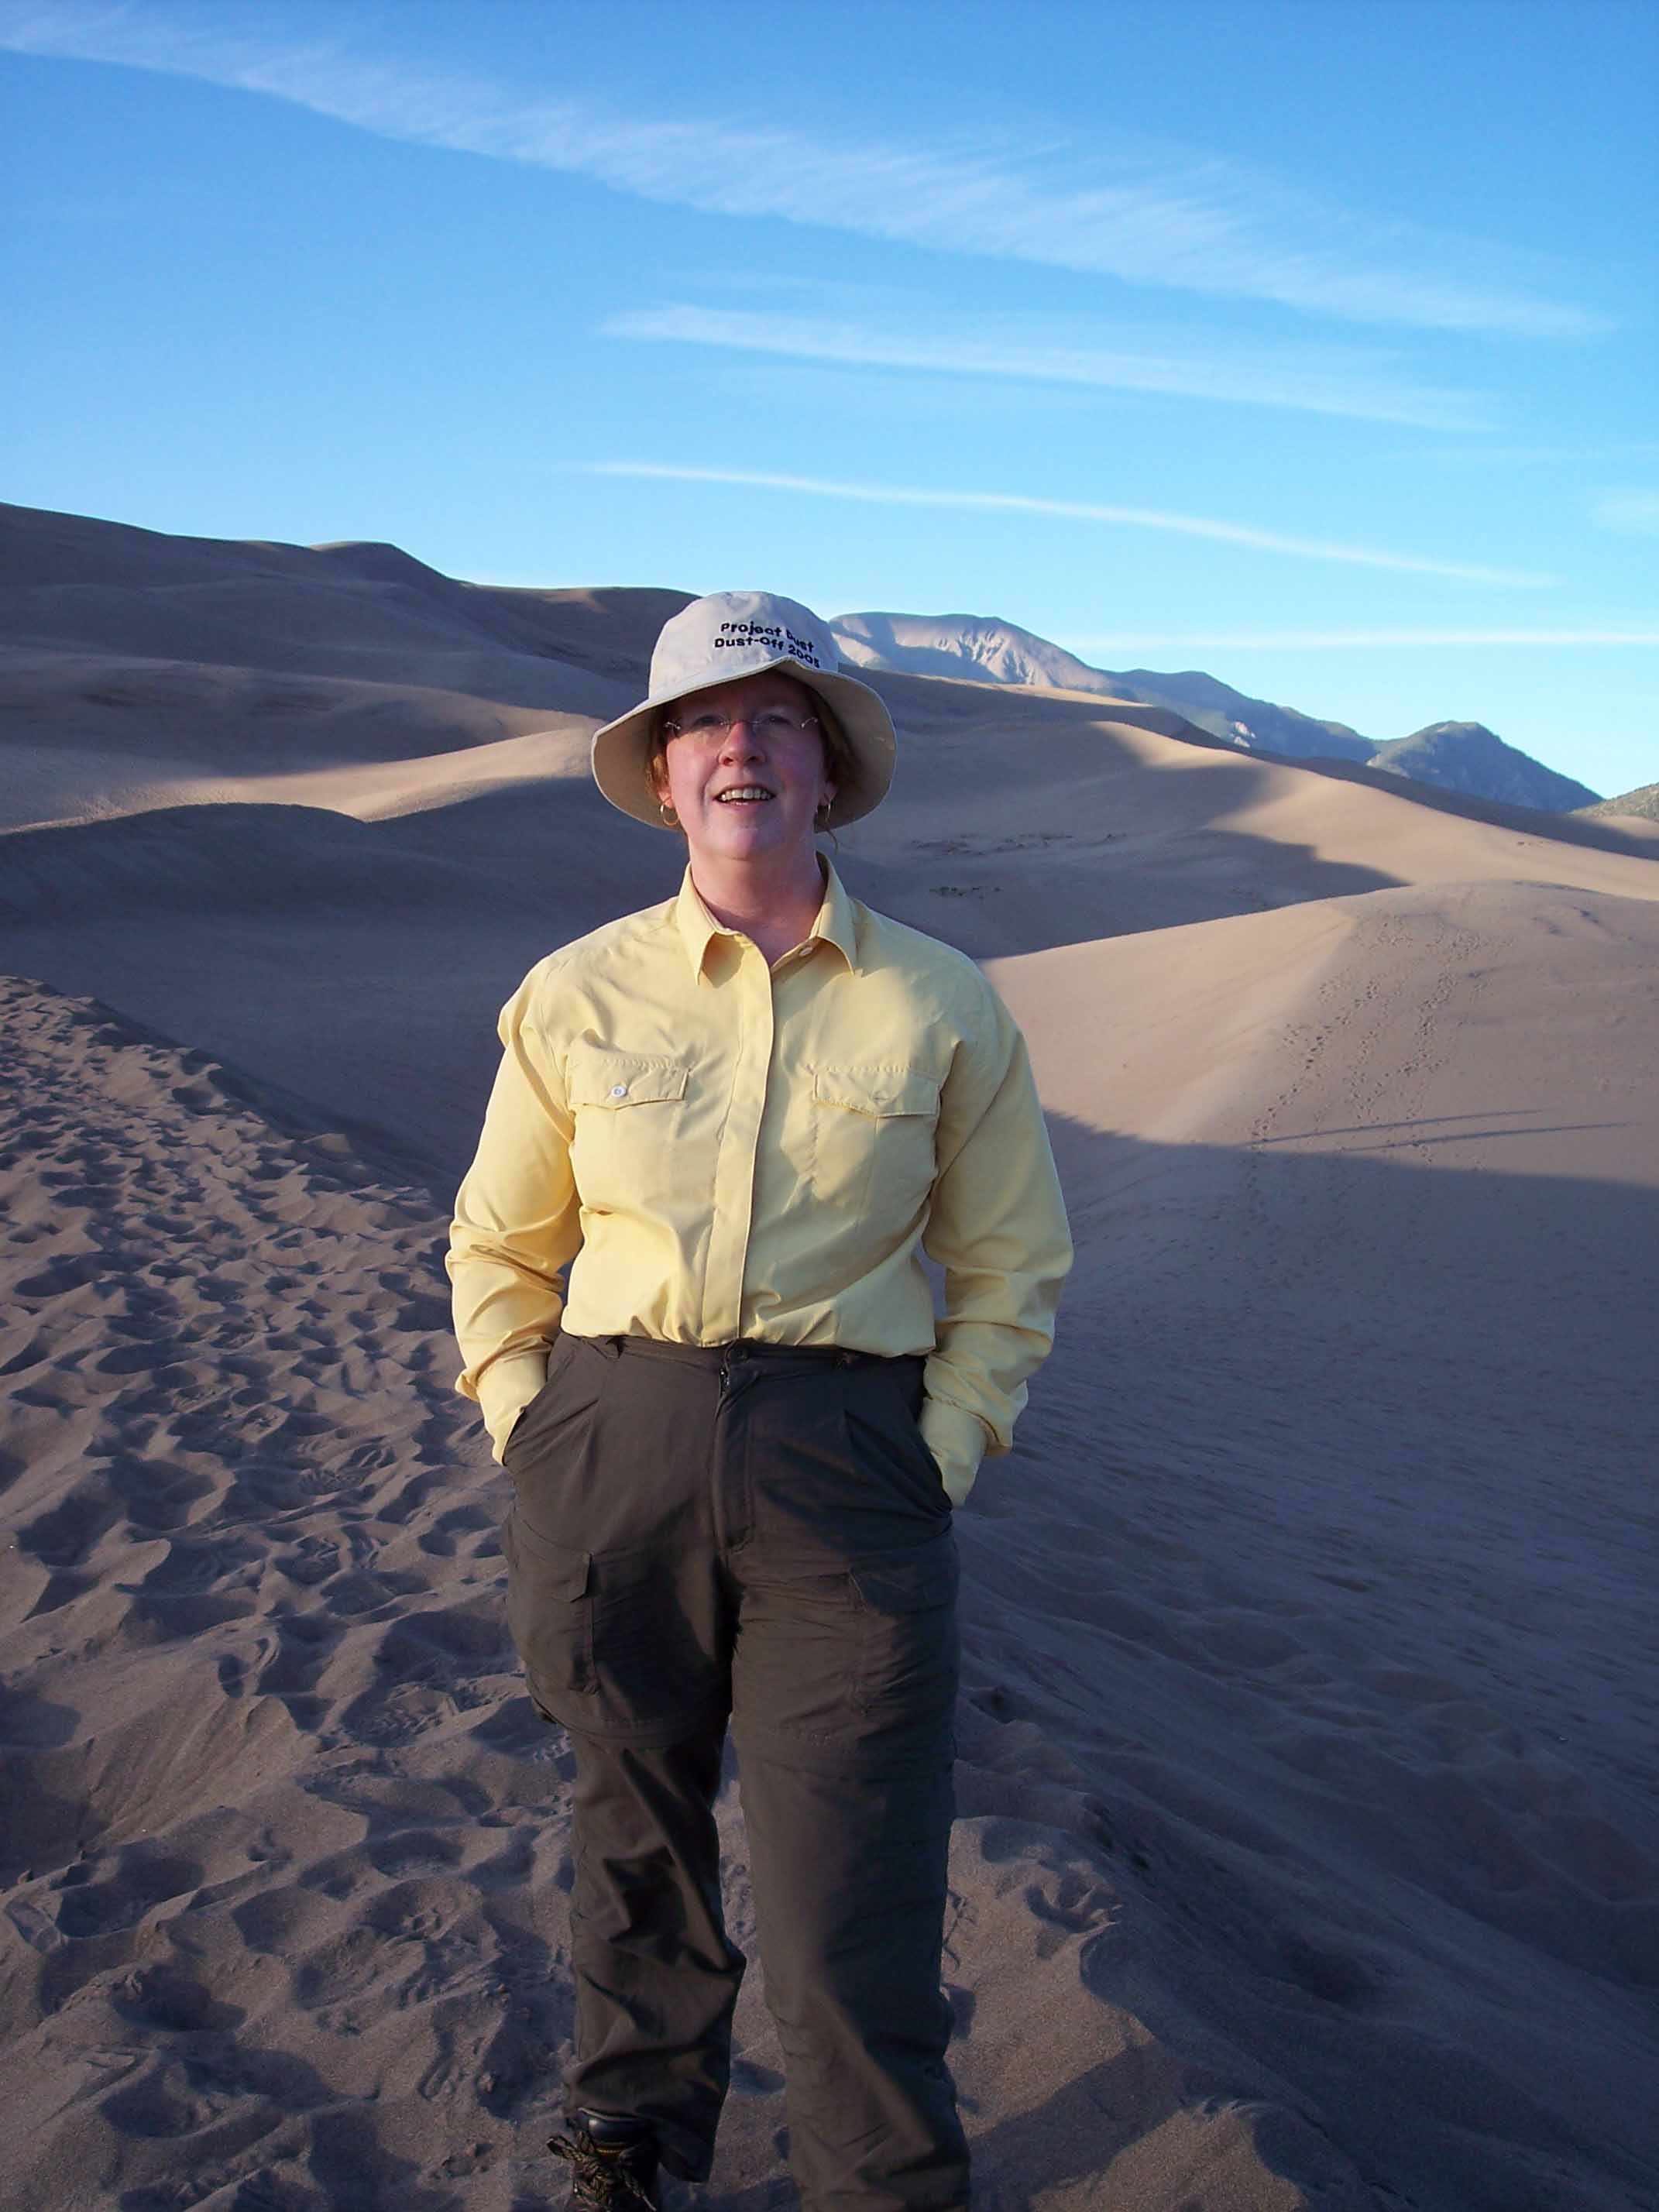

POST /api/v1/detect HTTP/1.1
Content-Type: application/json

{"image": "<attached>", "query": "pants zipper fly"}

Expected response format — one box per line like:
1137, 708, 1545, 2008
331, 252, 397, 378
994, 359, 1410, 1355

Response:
714, 1346, 738, 1554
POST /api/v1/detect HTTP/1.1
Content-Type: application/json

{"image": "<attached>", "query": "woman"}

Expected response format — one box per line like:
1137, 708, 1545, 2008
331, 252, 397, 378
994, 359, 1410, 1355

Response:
448, 590, 1072, 2210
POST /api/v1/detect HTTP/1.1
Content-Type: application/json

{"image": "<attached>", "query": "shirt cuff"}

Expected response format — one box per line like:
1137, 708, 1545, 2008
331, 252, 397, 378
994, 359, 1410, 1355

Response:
919, 1397, 991, 1509
476, 1349, 550, 1463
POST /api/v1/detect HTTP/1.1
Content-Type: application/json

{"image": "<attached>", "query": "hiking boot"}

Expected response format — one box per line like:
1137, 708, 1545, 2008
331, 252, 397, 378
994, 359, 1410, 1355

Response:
548, 2111, 661, 2208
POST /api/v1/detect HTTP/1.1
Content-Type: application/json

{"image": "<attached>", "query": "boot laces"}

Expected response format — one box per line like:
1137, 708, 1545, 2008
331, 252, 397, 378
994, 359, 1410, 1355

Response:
548, 2126, 658, 2208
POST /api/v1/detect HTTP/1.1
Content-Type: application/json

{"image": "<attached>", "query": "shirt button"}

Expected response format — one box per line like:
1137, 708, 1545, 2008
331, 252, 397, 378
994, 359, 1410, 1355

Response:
610, 1084, 628, 1097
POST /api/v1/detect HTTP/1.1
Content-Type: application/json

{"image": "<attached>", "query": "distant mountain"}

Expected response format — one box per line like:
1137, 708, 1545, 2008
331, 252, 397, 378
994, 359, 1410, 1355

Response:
832, 612, 1372, 763
1103, 668, 1373, 764
831, 610, 1599, 810
831, 612, 1121, 698
1370, 723, 1599, 812
1576, 781, 1659, 823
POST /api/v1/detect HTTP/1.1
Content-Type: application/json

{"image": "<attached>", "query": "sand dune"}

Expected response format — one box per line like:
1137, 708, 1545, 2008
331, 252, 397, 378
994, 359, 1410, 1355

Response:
0, 981, 1370, 2212
3, 503, 1657, 2210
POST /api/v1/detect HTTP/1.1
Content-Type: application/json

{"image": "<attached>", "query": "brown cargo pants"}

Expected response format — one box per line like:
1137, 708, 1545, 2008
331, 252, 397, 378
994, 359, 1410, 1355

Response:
501, 1332, 968, 2210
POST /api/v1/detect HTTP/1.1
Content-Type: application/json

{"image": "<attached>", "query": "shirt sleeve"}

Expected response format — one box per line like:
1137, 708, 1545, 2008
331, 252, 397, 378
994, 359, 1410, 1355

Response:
919, 979, 1073, 1506
446, 963, 582, 1460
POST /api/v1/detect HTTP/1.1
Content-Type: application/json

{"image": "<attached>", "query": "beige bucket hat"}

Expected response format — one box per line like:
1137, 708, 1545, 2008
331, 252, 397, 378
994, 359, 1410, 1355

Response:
591, 590, 897, 830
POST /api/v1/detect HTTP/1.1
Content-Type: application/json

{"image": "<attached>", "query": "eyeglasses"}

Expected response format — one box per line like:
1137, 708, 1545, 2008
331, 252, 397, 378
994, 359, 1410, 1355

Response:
663, 707, 820, 743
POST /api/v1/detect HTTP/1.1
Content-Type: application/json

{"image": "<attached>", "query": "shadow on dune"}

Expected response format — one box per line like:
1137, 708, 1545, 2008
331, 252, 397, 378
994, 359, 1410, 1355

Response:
1262, 742, 1659, 861
1040, 1106, 1657, 1430
5, 501, 1655, 874
0, 503, 689, 719
5, 880, 1659, 2207
0, 734, 1418, 1185
857, 667, 1657, 858
936, 1109, 1659, 2207
7, 672, 1648, 972
1, 1101, 1655, 2207
0, 785, 669, 939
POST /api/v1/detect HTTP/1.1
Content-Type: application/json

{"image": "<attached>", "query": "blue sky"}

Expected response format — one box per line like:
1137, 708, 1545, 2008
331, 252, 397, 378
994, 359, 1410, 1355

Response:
3, 0, 1655, 795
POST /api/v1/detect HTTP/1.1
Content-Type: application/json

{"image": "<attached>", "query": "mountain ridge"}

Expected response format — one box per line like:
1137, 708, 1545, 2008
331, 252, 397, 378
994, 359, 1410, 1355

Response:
0, 500, 1630, 829
1577, 779, 1659, 823
830, 608, 1609, 812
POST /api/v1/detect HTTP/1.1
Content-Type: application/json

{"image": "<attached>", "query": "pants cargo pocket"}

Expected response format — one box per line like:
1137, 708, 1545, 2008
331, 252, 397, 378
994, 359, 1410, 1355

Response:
504, 1507, 595, 1703
849, 1536, 960, 1744
583, 1547, 731, 1737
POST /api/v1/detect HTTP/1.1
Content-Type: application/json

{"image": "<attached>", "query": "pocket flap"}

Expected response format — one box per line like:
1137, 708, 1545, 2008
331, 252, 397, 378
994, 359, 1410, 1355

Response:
568, 1046, 689, 1111
851, 1540, 958, 1615
509, 1513, 592, 1600
813, 1064, 940, 1119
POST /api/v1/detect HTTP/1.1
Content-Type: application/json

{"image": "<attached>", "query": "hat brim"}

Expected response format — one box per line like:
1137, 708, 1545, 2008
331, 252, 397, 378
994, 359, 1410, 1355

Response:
590, 654, 897, 830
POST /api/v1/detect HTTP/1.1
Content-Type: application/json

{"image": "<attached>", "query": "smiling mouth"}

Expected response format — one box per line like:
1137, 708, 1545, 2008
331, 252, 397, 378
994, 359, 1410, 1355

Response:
715, 787, 775, 803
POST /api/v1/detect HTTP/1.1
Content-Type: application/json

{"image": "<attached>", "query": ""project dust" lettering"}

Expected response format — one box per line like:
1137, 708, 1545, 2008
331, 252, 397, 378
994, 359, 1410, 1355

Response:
714, 621, 823, 668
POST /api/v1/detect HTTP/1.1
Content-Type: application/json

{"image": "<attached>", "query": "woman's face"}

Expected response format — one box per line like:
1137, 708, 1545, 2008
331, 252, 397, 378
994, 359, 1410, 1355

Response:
652, 672, 837, 873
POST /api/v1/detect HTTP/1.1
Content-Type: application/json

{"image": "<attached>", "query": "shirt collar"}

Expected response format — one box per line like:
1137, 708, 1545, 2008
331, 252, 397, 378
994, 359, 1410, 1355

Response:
812, 859, 861, 972
674, 858, 861, 979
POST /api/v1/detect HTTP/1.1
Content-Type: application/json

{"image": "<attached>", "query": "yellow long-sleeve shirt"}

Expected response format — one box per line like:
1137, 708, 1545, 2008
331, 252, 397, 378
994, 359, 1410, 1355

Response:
446, 860, 1072, 1505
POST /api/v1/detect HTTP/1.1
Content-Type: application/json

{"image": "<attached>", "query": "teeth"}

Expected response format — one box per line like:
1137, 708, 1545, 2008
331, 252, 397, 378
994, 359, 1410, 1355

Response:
718, 788, 773, 801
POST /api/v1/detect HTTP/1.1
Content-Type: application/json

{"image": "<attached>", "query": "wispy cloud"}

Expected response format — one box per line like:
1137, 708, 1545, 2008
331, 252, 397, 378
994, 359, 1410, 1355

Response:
0, 2, 1605, 338
586, 463, 1555, 587
602, 306, 1490, 431
1062, 627, 1659, 650
1593, 491, 1659, 536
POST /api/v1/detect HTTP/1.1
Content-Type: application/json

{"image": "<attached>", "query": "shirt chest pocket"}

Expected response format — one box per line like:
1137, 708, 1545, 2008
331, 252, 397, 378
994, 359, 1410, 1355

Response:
810, 1063, 941, 1225
566, 1046, 690, 1214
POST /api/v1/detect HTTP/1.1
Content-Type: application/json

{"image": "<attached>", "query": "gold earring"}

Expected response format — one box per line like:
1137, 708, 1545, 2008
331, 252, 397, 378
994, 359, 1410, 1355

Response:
658, 801, 679, 826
